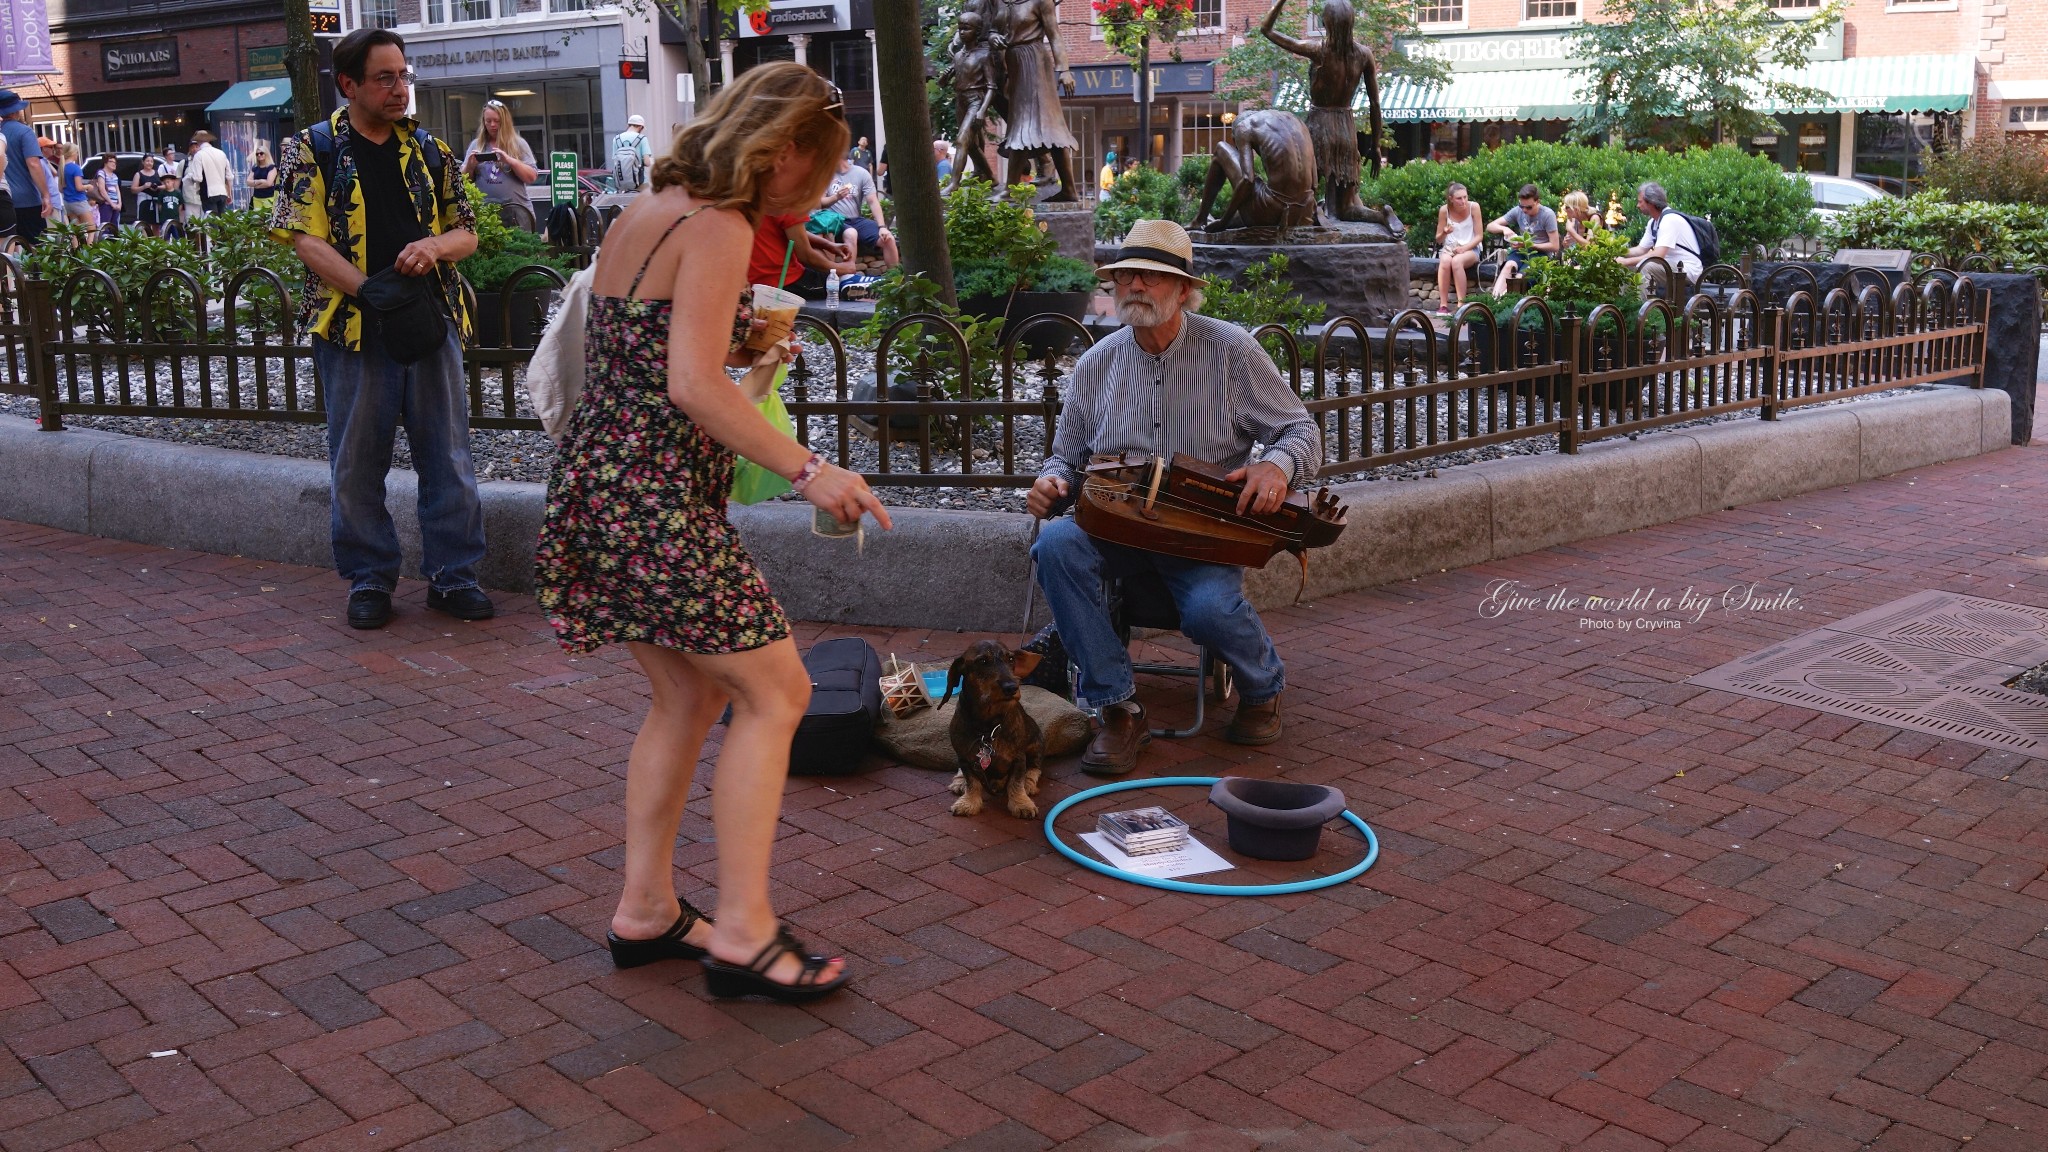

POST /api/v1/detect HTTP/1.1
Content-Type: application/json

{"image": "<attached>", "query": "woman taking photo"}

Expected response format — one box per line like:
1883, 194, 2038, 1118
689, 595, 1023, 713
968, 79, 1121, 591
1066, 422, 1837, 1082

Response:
461, 100, 539, 214
534, 62, 888, 1004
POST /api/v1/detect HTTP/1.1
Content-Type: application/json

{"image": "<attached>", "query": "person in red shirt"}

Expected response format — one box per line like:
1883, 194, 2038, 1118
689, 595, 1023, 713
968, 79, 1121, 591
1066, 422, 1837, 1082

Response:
749, 209, 853, 286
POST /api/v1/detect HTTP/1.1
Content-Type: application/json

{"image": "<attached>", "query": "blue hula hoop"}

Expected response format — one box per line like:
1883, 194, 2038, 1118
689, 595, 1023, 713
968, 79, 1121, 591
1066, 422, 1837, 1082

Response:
1043, 775, 1379, 896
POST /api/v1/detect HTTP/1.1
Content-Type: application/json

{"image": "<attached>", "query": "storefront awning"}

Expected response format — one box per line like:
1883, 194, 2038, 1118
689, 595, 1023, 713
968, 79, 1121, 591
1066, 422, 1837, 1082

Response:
206, 80, 292, 115
1756, 53, 1977, 115
1366, 52, 1976, 124
1375, 69, 1582, 123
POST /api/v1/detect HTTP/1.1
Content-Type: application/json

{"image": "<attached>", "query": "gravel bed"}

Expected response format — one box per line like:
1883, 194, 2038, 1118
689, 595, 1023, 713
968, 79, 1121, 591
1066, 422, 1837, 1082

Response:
0, 337, 1934, 514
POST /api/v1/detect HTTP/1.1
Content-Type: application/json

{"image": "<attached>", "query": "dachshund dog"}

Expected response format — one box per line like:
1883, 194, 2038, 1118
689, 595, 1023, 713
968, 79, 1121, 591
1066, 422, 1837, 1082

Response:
941, 640, 1046, 818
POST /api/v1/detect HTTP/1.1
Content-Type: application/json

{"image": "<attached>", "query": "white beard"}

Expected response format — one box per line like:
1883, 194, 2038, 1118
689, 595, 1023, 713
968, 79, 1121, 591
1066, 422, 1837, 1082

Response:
1115, 297, 1170, 328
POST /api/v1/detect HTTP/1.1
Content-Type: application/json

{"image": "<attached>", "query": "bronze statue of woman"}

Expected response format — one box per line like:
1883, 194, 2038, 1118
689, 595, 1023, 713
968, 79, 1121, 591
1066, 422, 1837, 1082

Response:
1261, 0, 1389, 226
989, 0, 1081, 201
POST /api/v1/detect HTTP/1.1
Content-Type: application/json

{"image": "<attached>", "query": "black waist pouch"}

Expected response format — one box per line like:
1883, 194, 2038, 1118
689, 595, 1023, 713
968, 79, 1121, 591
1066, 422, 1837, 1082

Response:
357, 265, 449, 364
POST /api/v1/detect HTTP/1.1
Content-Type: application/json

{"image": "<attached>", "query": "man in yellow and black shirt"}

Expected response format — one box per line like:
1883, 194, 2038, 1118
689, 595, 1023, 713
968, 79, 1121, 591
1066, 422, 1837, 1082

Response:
270, 27, 491, 631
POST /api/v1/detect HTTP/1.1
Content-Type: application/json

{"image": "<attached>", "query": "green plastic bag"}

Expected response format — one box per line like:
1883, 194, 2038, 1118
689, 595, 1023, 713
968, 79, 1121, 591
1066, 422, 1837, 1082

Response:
730, 376, 797, 505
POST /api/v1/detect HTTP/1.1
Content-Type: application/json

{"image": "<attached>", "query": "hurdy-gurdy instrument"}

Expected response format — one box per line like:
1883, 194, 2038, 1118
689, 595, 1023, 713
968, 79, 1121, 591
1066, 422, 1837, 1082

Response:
1074, 453, 1347, 590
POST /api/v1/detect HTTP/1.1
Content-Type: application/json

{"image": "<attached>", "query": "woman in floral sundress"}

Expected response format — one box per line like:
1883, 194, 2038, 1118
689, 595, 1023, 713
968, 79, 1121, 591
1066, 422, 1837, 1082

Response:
534, 62, 890, 1003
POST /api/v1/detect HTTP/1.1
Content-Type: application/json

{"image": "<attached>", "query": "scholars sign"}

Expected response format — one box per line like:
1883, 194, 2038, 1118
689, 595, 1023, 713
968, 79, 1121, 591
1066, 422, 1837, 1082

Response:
104, 37, 180, 82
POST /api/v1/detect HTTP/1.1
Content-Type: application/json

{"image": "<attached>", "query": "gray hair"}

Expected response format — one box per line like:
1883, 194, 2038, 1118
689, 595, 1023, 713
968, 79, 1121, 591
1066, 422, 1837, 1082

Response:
1184, 286, 1204, 313
1638, 181, 1668, 210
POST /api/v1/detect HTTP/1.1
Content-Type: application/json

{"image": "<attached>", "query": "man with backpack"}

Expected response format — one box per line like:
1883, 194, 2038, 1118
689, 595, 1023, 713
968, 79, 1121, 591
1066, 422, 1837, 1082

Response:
1619, 181, 1716, 301
269, 26, 491, 631
611, 114, 651, 192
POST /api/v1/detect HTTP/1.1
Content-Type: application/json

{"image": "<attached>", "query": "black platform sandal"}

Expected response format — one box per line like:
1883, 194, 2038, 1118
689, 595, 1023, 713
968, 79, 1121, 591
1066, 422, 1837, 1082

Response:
606, 901, 712, 968
702, 927, 848, 1002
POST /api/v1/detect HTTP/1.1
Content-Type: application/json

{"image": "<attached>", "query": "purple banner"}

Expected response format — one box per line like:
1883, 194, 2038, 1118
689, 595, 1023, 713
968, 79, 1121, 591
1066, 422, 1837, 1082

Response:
1, 0, 54, 75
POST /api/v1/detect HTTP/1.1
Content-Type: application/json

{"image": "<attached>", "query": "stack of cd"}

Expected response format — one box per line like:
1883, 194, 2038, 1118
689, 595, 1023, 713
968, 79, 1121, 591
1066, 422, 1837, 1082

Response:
1096, 806, 1190, 856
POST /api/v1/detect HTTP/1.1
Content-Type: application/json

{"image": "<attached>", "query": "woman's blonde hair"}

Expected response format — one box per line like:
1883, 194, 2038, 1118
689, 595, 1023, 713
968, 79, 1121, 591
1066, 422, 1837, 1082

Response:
471, 100, 534, 165
62, 142, 79, 161
1561, 190, 1591, 217
654, 61, 848, 221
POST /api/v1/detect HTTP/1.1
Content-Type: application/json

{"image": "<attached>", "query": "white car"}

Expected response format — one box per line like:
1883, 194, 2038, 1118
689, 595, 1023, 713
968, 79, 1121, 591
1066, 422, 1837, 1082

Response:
1793, 173, 1891, 225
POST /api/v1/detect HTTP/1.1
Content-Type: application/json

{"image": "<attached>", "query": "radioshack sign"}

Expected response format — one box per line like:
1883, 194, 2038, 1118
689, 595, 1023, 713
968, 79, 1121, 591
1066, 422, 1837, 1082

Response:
739, 0, 845, 37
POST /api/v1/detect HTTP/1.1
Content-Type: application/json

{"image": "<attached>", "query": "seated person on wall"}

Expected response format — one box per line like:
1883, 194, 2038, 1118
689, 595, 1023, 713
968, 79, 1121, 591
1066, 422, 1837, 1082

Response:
753, 205, 855, 296
1026, 218, 1321, 776
808, 153, 898, 272
1487, 183, 1559, 297
1617, 180, 1701, 302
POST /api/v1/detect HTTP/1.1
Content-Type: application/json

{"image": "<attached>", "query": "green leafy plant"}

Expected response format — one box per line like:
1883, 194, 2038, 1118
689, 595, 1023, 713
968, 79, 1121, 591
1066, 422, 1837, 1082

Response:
845, 268, 1006, 394
190, 209, 305, 329
1570, 0, 1846, 149
455, 180, 578, 293
1522, 228, 1639, 312
1096, 164, 1185, 240
22, 222, 211, 338
1365, 140, 1813, 256
1200, 253, 1325, 332
1820, 190, 2048, 268
1917, 134, 2048, 207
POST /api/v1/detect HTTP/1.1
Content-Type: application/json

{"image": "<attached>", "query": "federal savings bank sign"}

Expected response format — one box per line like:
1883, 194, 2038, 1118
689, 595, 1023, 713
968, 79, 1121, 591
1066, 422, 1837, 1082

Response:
412, 44, 561, 68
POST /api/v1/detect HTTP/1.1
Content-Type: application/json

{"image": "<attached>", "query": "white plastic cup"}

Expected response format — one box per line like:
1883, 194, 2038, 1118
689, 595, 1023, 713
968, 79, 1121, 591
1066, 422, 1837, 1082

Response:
746, 283, 804, 353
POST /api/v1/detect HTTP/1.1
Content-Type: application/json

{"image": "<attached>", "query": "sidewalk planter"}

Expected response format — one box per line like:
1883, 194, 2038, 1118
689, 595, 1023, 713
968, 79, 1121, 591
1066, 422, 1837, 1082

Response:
472, 288, 557, 349
956, 290, 1092, 358
1208, 778, 1348, 861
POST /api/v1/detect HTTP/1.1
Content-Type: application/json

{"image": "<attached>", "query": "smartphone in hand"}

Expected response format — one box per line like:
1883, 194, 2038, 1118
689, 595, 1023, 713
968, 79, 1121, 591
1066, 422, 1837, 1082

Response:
477, 150, 499, 163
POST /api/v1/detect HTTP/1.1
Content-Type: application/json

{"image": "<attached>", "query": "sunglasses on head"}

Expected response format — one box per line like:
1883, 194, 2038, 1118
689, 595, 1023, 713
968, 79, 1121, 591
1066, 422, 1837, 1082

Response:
822, 81, 845, 119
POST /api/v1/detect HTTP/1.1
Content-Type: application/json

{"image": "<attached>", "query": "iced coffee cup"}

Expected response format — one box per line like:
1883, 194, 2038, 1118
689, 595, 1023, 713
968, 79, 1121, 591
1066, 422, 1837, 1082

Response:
745, 283, 804, 355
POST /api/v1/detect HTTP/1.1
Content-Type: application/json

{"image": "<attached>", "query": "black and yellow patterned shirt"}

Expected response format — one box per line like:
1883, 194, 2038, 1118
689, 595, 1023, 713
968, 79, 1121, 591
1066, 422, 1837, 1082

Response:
269, 108, 476, 350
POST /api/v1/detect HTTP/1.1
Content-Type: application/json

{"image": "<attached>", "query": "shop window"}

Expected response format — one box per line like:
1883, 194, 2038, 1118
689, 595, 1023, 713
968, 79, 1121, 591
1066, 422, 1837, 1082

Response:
361, 0, 399, 27
2008, 105, 2048, 131
1524, 0, 1575, 18
1770, 0, 1821, 8
831, 39, 872, 91
550, 0, 593, 10
1189, 0, 1223, 32
424, 0, 506, 23
1415, 0, 1463, 25
1181, 105, 1230, 160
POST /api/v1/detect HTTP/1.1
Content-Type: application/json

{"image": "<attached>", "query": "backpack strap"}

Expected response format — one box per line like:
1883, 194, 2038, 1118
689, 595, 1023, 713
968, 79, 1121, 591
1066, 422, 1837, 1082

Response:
308, 118, 448, 222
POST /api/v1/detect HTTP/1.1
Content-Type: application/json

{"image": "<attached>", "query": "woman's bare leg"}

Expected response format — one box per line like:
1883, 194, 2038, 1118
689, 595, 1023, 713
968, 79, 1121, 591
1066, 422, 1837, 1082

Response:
611, 643, 728, 946
687, 638, 845, 987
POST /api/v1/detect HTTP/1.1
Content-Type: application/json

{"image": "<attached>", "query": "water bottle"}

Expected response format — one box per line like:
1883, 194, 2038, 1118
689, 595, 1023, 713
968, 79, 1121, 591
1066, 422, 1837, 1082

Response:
825, 269, 841, 310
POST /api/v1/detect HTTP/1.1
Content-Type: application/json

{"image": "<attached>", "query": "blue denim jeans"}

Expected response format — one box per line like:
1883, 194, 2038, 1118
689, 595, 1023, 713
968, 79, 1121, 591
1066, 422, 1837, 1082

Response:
1032, 516, 1285, 711
314, 325, 485, 595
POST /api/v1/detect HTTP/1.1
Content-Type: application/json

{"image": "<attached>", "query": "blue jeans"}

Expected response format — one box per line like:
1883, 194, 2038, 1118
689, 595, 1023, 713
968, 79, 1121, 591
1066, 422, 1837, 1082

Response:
1033, 516, 1285, 711
314, 325, 485, 595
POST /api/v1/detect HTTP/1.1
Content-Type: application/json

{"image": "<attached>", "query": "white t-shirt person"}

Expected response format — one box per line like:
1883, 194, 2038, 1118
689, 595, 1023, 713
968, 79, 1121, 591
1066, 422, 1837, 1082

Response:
1645, 210, 1702, 279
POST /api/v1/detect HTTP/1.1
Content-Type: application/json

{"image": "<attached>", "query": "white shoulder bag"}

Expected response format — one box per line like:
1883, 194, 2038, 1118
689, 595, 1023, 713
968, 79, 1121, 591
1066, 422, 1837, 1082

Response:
528, 261, 596, 440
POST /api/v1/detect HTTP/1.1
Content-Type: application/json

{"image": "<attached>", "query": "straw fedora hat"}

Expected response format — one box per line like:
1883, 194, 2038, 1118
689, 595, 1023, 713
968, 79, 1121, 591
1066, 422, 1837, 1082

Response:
1097, 218, 1207, 286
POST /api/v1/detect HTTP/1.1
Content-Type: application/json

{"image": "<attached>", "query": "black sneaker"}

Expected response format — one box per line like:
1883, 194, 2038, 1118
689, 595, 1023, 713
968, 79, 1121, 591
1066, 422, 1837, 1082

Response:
347, 588, 392, 630
426, 586, 495, 621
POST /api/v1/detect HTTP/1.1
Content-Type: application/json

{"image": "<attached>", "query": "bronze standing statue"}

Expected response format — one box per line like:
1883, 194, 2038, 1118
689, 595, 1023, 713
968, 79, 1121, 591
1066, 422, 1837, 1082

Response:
1188, 110, 1318, 234
1261, 0, 1397, 230
940, 8, 1006, 193
987, 0, 1081, 201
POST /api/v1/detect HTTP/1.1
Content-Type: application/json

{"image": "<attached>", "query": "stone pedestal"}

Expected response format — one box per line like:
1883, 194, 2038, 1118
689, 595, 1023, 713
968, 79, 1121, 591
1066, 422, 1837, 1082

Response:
1190, 229, 1411, 326
1032, 199, 1098, 265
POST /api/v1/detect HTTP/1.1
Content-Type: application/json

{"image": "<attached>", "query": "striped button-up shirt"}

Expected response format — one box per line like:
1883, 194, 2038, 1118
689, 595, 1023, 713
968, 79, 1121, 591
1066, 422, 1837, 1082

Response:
1041, 312, 1321, 492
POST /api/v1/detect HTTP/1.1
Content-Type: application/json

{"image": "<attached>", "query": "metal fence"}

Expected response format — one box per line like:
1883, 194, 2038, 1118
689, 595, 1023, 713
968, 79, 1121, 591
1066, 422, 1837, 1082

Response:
0, 259, 1991, 490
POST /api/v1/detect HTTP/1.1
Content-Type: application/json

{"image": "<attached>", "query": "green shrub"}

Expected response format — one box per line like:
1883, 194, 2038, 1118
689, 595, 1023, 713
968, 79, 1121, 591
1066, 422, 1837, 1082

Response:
457, 180, 578, 293
1524, 229, 1639, 309
1820, 190, 2048, 267
1096, 165, 1185, 240
23, 223, 210, 338
1365, 141, 1812, 256
1918, 134, 2048, 206
190, 209, 305, 329
844, 268, 1006, 398
1201, 253, 1325, 332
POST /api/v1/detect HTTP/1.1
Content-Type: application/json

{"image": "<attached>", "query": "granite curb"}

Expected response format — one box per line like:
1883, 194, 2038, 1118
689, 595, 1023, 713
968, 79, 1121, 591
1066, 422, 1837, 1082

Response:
0, 385, 2010, 630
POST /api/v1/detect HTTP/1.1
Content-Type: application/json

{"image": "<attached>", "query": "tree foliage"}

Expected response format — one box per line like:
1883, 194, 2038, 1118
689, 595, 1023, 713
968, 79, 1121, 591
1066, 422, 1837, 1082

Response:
1215, 0, 1448, 111
1918, 133, 2048, 207
1570, 0, 1844, 148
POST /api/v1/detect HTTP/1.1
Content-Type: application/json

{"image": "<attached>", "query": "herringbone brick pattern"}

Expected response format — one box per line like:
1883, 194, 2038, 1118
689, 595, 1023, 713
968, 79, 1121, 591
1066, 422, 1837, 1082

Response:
7, 446, 2048, 1150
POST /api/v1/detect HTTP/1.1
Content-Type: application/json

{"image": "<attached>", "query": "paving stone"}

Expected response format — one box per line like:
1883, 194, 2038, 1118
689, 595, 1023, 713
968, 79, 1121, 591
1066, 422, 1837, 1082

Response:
9, 443, 2048, 1147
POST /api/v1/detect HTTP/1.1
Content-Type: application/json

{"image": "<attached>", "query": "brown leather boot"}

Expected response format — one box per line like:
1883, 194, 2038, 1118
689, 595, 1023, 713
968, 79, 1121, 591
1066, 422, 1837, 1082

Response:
1082, 702, 1149, 776
1225, 695, 1283, 746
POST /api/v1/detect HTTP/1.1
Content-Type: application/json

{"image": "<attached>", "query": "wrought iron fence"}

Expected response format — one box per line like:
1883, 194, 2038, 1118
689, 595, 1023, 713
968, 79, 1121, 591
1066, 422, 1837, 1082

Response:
1, 262, 1991, 491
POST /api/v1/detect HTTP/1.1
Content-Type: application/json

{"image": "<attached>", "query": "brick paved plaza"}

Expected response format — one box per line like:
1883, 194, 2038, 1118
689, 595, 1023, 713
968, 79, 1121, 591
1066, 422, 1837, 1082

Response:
8, 445, 2048, 1151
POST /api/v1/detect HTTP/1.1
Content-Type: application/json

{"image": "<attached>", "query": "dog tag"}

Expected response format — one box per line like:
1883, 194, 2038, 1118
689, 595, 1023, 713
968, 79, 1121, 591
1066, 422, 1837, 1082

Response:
976, 746, 993, 771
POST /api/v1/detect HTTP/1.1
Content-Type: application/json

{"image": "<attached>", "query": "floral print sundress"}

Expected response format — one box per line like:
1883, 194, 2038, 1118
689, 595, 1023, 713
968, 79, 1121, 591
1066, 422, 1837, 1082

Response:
534, 207, 790, 655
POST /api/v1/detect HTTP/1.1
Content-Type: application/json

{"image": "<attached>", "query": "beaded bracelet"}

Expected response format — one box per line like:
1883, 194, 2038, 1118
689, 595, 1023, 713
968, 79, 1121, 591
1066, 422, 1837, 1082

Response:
789, 451, 828, 494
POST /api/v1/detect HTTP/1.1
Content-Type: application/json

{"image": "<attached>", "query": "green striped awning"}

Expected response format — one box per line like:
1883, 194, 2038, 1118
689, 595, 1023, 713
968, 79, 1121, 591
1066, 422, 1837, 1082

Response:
1372, 69, 1582, 123
1356, 52, 1976, 124
1756, 53, 1977, 115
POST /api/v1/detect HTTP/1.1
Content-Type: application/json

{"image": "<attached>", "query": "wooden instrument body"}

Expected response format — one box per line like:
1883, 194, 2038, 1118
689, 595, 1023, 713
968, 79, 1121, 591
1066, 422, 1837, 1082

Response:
1073, 452, 1347, 569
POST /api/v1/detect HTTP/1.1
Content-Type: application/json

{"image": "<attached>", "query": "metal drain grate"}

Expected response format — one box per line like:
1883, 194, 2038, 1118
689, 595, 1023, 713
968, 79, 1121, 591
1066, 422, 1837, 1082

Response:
1690, 592, 2048, 757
